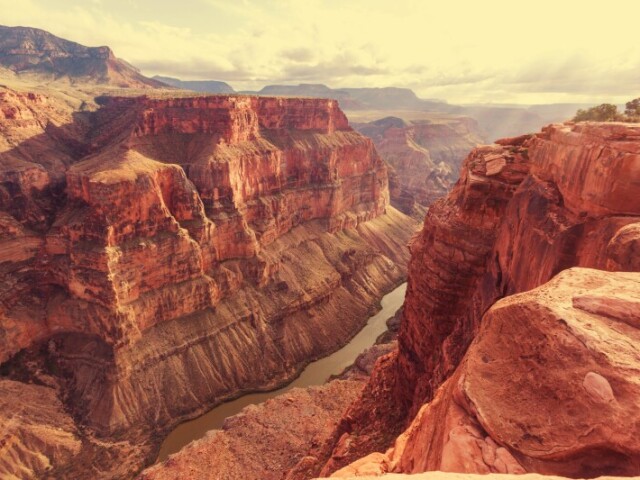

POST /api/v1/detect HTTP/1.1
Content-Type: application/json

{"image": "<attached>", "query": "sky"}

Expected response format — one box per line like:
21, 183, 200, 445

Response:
2, 0, 639, 104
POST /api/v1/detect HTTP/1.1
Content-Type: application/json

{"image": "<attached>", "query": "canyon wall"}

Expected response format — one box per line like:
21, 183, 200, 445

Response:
396, 123, 640, 414
0, 89, 418, 478
353, 116, 483, 215
331, 268, 640, 477
317, 122, 640, 476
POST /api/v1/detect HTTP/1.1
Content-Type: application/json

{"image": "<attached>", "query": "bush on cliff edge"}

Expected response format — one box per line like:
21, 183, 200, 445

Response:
573, 97, 640, 122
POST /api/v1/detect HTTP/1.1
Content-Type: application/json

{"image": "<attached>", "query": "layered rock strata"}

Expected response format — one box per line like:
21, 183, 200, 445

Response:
353, 116, 483, 215
317, 122, 640, 475
0, 89, 418, 478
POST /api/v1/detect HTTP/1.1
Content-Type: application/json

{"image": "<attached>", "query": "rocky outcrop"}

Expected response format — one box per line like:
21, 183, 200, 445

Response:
0, 377, 148, 480
317, 122, 640, 476
0, 25, 164, 88
139, 380, 365, 480
354, 116, 483, 215
330, 268, 640, 477
0, 89, 418, 478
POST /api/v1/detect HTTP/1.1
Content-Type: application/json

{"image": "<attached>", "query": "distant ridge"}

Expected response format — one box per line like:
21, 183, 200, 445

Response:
242, 83, 454, 112
0, 25, 164, 88
0, 24, 587, 140
152, 75, 235, 94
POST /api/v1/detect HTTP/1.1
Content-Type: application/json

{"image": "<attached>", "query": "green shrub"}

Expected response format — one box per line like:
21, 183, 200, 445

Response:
573, 97, 640, 123
624, 98, 640, 121
572, 103, 621, 122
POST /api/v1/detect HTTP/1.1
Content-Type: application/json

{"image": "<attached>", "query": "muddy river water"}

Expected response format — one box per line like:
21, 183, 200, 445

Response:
157, 282, 407, 461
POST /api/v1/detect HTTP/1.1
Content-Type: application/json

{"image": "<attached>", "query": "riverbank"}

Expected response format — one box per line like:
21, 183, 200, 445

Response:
155, 282, 407, 462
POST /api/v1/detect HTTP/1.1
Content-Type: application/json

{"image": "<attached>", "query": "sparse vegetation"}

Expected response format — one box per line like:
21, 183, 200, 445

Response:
624, 98, 640, 121
573, 103, 621, 122
573, 97, 640, 123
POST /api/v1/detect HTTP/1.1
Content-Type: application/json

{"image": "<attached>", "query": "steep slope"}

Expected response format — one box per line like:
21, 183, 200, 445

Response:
354, 116, 483, 213
316, 122, 640, 476
0, 90, 418, 478
139, 380, 366, 480
331, 268, 640, 477
0, 25, 163, 88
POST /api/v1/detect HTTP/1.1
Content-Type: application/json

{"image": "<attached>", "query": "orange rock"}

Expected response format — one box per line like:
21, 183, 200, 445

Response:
0, 89, 418, 477
138, 381, 365, 480
321, 122, 640, 474
354, 116, 483, 214
358, 268, 640, 477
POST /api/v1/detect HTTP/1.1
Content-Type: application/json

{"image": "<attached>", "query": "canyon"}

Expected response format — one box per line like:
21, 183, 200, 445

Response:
141, 121, 640, 480
330, 267, 640, 478
156, 283, 407, 462
314, 122, 640, 478
0, 86, 418, 478
140, 284, 406, 480
352, 115, 483, 216
1, 24, 639, 480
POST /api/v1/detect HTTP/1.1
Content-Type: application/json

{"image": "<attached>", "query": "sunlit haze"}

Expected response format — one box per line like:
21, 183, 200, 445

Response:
4, 0, 639, 104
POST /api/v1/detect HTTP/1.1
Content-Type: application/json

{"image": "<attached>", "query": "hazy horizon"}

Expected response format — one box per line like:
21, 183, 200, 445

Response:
4, 0, 639, 105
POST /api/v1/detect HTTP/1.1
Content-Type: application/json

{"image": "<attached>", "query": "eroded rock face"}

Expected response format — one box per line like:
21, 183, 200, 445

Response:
0, 379, 82, 479
331, 268, 640, 477
319, 122, 640, 475
138, 380, 365, 480
0, 377, 148, 480
354, 116, 483, 215
0, 89, 418, 478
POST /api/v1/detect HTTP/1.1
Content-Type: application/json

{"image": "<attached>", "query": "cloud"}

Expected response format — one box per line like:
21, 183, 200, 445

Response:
280, 47, 315, 63
2, 0, 640, 104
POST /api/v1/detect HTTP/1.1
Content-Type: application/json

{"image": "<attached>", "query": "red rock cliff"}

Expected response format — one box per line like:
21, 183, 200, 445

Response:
0, 89, 417, 479
317, 122, 640, 476
331, 268, 640, 478
354, 116, 483, 215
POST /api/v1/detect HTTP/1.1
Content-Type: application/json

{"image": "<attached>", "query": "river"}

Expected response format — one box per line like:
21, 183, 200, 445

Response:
156, 282, 407, 461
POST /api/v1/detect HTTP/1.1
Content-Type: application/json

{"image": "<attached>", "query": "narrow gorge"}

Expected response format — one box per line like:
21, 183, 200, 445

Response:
353, 115, 483, 216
